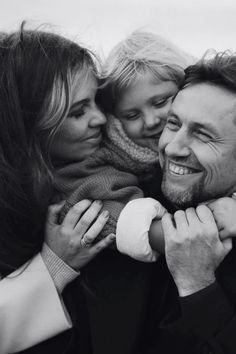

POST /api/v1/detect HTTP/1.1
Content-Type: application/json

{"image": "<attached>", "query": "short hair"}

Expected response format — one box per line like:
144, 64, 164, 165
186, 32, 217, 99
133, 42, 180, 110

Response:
99, 30, 195, 113
0, 23, 99, 275
183, 51, 236, 92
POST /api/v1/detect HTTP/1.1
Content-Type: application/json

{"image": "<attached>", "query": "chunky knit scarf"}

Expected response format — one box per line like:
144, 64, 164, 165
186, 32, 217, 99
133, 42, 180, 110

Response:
54, 115, 159, 237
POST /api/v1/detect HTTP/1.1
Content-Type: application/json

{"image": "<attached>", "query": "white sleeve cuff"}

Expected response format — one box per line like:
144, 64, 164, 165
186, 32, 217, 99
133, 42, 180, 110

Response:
0, 253, 72, 354
116, 198, 163, 262
41, 243, 80, 293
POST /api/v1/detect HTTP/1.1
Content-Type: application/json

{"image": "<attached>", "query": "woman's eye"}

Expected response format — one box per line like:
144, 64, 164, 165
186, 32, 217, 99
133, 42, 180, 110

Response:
68, 105, 86, 118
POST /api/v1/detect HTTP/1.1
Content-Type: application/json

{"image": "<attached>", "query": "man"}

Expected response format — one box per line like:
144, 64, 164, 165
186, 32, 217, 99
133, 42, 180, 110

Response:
155, 52, 236, 353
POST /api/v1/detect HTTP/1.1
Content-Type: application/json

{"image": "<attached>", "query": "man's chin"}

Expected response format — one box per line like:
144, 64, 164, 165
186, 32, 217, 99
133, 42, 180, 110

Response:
161, 182, 200, 210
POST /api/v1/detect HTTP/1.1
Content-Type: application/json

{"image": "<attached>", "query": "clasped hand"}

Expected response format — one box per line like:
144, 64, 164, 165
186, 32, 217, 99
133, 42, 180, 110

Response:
45, 200, 115, 271
162, 205, 232, 296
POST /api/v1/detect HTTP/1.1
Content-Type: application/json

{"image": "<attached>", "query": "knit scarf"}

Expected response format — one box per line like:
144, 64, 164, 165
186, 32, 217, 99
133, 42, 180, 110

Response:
54, 115, 159, 197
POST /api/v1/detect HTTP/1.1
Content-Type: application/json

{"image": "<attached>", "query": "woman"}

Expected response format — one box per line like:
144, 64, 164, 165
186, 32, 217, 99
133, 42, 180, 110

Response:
0, 25, 114, 354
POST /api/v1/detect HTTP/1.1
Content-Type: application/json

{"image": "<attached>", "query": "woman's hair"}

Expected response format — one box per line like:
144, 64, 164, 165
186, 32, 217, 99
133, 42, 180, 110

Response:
98, 30, 196, 113
0, 23, 98, 276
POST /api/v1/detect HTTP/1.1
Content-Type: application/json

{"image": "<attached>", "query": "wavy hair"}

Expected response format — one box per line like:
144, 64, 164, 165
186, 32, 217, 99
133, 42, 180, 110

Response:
0, 23, 98, 276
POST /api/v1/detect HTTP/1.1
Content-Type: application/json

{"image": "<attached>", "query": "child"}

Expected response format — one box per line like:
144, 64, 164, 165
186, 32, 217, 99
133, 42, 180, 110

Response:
57, 31, 194, 260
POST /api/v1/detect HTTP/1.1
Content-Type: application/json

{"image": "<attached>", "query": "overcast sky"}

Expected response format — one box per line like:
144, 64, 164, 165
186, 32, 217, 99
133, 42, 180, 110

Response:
1, 0, 236, 59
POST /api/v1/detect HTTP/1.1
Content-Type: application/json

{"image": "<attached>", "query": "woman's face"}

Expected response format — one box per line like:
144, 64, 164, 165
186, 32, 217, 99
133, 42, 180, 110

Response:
51, 72, 106, 166
115, 71, 178, 152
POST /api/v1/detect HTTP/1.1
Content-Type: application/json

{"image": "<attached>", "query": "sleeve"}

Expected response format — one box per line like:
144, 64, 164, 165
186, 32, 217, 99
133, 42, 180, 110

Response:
116, 198, 164, 262
161, 281, 236, 354
179, 282, 236, 353
0, 253, 73, 354
59, 166, 143, 238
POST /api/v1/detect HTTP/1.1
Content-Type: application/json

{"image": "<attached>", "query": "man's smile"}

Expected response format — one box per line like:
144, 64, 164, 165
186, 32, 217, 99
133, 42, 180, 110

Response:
167, 160, 202, 177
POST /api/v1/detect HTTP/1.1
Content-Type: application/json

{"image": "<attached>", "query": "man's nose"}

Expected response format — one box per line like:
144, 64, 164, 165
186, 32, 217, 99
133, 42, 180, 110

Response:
165, 131, 190, 157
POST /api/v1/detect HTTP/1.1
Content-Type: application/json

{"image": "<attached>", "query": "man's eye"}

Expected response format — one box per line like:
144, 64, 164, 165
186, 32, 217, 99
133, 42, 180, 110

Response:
165, 119, 179, 130
196, 131, 212, 141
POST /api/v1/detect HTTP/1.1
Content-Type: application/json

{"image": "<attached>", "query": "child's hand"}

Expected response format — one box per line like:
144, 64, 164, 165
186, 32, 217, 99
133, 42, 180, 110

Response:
207, 196, 236, 239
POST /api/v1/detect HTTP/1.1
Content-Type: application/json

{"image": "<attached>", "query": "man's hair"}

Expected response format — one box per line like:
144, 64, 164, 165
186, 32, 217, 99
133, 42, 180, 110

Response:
98, 30, 195, 113
183, 51, 236, 92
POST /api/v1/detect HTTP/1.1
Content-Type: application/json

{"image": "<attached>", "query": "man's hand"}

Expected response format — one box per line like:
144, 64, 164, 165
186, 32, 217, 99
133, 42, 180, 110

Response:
162, 205, 232, 296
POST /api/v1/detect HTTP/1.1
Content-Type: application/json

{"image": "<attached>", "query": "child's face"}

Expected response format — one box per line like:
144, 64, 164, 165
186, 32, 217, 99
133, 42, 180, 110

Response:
115, 71, 178, 152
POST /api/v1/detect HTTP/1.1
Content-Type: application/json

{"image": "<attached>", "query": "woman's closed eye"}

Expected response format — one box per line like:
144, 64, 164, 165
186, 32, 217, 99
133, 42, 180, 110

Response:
68, 100, 90, 119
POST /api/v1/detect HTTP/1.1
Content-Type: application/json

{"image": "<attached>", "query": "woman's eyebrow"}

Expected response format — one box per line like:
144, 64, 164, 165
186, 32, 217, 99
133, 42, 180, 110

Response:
70, 99, 90, 111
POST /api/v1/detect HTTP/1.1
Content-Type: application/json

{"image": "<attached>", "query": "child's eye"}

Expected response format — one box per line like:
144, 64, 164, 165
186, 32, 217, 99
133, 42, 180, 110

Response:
123, 112, 140, 121
153, 98, 168, 108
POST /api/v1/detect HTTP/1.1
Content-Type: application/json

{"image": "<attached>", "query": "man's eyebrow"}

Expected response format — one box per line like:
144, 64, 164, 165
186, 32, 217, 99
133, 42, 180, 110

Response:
189, 121, 218, 134
168, 112, 180, 120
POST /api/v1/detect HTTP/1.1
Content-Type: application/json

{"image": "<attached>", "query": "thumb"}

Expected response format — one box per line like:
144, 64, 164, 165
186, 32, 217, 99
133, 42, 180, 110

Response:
232, 192, 236, 200
222, 237, 233, 255
154, 201, 167, 219
47, 201, 65, 225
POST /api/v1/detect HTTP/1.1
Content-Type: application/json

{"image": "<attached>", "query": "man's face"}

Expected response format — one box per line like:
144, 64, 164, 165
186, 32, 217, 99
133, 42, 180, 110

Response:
159, 82, 236, 208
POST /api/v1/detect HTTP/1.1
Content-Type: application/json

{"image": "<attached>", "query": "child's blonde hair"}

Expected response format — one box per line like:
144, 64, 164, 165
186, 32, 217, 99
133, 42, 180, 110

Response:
99, 30, 196, 113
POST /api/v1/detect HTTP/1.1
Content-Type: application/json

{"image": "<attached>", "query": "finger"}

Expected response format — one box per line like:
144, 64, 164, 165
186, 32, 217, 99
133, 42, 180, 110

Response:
74, 200, 103, 234
196, 204, 219, 238
185, 207, 201, 224
90, 233, 116, 256
47, 201, 65, 224
199, 199, 216, 206
196, 205, 216, 225
161, 213, 176, 243
63, 199, 92, 228
153, 202, 167, 219
222, 238, 233, 254
232, 192, 236, 200
219, 229, 229, 240
82, 210, 109, 244
174, 210, 189, 233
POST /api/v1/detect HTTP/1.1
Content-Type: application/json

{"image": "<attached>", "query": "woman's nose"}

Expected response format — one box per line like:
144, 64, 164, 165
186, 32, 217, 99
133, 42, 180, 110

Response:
90, 106, 107, 126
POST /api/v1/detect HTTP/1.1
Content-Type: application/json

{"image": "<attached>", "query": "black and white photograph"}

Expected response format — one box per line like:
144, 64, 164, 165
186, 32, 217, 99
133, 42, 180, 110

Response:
0, 0, 236, 353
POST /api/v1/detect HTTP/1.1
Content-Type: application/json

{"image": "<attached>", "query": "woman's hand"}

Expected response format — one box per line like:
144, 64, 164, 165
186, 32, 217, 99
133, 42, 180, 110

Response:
45, 200, 115, 270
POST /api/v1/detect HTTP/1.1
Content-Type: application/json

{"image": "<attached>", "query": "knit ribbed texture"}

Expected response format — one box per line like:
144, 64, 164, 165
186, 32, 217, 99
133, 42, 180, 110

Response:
54, 116, 159, 238
41, 243, 79, 294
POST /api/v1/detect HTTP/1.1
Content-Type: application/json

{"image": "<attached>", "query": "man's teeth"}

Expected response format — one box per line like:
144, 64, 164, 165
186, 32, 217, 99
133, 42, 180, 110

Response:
169, 162, 195, 175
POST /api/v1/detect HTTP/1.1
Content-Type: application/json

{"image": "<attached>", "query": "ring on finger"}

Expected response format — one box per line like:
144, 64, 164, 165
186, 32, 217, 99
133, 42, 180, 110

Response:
80, 237, 91, 248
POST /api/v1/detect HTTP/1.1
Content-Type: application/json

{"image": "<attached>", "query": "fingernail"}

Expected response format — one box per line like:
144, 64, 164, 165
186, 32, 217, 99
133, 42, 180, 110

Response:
102, 210, 109, 218
109, 233, 116, 241
95, 200, 102, 206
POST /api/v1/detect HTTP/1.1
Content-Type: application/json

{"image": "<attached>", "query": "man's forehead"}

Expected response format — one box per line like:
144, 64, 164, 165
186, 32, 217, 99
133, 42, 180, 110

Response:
171, 82, 236, 125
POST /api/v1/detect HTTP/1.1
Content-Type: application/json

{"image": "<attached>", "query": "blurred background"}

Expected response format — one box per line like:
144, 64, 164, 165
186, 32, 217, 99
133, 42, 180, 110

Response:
1, 0, 236, 59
